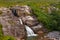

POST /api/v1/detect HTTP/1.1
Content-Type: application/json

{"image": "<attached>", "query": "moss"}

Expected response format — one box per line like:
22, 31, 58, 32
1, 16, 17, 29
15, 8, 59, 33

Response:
0, 11, 2, 15
2, 36, 16, 40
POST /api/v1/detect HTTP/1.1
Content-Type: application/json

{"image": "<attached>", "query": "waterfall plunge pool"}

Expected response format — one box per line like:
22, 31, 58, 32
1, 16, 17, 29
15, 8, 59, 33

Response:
25, 25, 38, 40
26, 36, 38, 40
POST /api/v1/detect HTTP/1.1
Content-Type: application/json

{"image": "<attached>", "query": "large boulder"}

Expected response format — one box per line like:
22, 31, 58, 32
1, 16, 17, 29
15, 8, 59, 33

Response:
0, 7, 26, 40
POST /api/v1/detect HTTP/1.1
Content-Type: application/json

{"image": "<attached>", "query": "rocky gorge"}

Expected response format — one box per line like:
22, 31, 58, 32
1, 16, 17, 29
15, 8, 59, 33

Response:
0, 5, 60, 40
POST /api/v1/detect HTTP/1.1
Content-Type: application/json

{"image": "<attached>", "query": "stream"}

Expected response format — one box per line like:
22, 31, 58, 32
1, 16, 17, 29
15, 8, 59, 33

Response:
19, 18, 38, 40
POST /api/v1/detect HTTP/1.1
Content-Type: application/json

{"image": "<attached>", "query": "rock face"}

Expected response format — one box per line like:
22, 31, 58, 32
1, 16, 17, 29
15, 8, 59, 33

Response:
0, 5, 44, 40
10, 5, 43, 30
10, 5, 33, 27
10, 5, 43, 33
0, 7, 26, 40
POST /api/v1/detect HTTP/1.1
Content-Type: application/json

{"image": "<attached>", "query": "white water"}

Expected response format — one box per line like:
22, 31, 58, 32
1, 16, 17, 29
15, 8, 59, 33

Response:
19, 18, 23, 25
25, 25, 38, 37
19, 18, 38, 37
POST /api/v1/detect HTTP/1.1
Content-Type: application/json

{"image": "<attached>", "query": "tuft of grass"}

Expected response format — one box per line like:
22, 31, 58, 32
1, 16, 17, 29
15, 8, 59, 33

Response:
0, 24, 16, 40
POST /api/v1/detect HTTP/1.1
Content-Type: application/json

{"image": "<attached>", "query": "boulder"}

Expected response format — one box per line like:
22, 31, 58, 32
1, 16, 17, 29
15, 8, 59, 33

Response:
21, 16, 39, 26
31, 24, 43, 32
46, 31, 60, 40
10, 5, 32, 17
0, 7, 26, 40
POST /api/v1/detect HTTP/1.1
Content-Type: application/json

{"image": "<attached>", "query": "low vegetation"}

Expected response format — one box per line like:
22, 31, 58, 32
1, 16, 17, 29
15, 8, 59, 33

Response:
30, 2, 60, 31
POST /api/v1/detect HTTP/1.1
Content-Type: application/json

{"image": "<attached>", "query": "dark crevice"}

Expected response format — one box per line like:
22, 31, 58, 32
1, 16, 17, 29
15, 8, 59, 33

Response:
10, 8, 19, 17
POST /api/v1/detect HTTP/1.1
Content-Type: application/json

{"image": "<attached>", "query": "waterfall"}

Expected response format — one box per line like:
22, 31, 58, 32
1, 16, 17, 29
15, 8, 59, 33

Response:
25, 25, 38, 37
19, 18, 23, 25
19, 18, 38, 37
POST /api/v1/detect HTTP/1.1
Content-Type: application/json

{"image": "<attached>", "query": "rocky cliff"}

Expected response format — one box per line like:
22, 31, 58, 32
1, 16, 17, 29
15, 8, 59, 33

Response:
0, 7, 26, 40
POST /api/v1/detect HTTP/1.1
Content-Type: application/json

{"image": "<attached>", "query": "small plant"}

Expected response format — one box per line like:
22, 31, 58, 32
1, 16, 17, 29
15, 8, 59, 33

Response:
2, 36, 16, 40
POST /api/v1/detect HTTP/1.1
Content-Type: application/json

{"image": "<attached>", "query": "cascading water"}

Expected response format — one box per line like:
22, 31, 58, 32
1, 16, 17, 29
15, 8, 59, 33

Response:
25, 25, 38, 37
19, 18, 38, 40
19, 18, 37, 36
19, 18, 23, 25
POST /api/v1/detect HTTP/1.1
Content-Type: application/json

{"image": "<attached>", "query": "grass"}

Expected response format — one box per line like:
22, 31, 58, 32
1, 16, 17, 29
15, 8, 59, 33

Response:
0, 0, 60, 7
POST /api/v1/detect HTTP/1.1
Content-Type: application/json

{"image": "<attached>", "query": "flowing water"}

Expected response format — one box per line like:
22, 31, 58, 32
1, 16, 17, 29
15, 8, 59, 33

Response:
25, 25, 38, 37
25, 25, 38, 40
19, 18, 38, 40
19, 18, 23, 25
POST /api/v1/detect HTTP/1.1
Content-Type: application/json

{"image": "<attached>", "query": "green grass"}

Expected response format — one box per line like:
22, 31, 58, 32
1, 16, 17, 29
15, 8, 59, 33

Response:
0, 0, 60, 7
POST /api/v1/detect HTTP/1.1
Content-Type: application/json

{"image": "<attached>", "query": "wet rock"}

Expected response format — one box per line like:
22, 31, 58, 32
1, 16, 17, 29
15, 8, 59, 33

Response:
22, 16, 39, 26
46, 31, 60, 40
31, 24, 43, 32
10, 5, 42, 28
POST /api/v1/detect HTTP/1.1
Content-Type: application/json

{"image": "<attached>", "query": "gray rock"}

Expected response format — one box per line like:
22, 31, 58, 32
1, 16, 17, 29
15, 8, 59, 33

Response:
31, 24, 43, 32
46, 31, 60, 40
